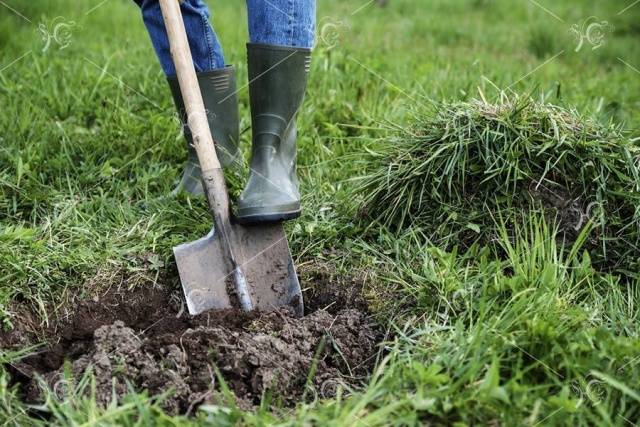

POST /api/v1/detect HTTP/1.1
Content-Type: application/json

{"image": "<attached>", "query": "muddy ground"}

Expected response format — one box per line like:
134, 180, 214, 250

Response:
1, 267, 382, 414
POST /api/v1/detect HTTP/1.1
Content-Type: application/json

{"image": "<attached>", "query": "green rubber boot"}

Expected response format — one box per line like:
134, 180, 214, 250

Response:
236, 44, 311, 223
168, 66, 239, 196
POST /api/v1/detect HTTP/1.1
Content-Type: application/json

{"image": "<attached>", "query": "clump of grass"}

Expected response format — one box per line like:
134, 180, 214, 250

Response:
356, 94, 640, 272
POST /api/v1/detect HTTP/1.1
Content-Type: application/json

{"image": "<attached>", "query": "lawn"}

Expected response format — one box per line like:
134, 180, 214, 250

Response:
1, 0, 639, 425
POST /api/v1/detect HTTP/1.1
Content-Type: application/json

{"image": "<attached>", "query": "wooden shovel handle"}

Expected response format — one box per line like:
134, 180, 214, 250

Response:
158, 0, 221, 172
159, 0, 253, 310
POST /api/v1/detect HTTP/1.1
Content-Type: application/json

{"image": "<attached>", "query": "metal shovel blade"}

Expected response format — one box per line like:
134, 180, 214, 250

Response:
173, 222, 303, 316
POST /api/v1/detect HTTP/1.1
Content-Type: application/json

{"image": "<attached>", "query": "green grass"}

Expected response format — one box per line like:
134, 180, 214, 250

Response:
1, 0, 640, 425
355, 95, 640, 272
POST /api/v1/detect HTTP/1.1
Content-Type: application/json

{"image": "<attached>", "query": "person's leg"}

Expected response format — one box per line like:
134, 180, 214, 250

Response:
237, 0, 316, 222
246, 0, 316, 48
133, 0, 239, 195
134, 0, 225, 75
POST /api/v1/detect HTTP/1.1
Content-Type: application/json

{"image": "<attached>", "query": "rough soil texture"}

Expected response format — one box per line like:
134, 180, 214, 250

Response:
528, 178, 585, 239
2, 267, 381, 414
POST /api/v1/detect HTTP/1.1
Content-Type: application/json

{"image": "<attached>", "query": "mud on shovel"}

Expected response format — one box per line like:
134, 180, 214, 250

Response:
159, 0, 303, 316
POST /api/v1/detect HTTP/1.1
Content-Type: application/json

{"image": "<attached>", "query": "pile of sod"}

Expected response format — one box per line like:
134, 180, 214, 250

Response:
356, 95, 640, 273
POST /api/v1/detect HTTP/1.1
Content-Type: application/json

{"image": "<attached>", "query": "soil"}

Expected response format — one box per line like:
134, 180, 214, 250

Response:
1, 266, 382, 414
528, 178, 594, 244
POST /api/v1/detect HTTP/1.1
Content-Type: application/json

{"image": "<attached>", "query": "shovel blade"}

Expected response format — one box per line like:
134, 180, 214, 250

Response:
173, 222, 303, 316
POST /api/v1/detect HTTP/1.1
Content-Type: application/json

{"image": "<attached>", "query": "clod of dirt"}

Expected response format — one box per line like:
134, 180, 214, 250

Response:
6, 268, 381, 414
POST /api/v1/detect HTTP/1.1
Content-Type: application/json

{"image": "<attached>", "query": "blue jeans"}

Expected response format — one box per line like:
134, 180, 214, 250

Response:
133, 0, 316, 76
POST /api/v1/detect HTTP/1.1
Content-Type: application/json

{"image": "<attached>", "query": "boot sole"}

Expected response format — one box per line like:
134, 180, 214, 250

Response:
234, 204, 301, 224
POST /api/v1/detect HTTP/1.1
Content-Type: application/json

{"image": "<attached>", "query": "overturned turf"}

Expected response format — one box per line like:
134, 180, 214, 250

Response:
4, 270, 381, 414
356, 95, 640, 271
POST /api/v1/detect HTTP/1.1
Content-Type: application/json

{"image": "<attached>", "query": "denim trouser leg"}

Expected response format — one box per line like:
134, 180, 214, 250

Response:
133, 0, 225, 76
246, 0, 316, 48
134, 0, 316, 76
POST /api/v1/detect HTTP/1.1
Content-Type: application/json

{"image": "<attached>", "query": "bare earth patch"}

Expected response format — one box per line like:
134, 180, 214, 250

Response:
2, 268, 382, 414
